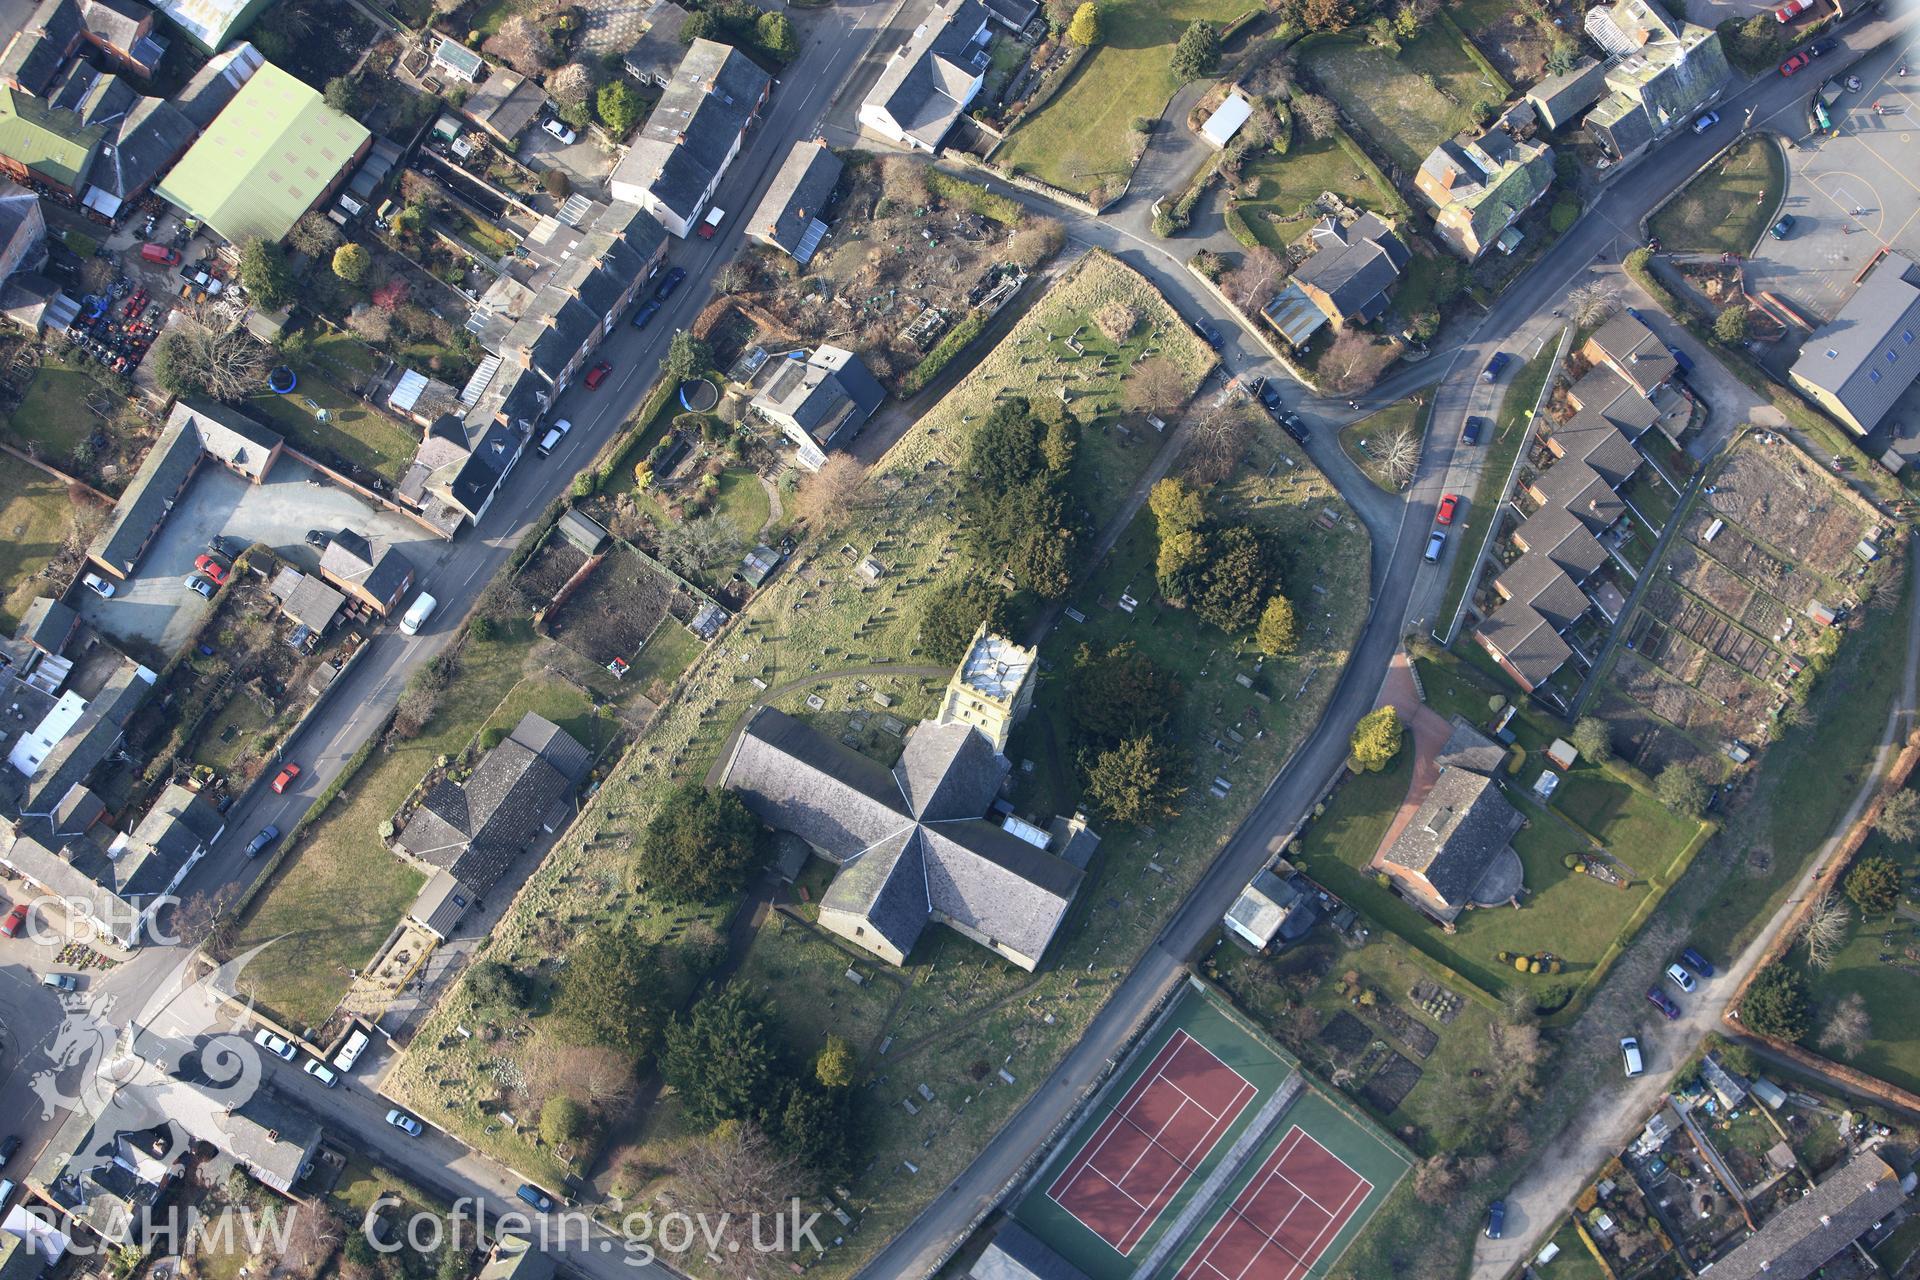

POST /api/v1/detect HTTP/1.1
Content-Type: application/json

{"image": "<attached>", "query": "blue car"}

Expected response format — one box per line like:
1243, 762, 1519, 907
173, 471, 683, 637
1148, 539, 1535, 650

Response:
516, 1184, 555, 1213
1192, 317, 1224, 350
653, 266, 687, 302
1484, 1201, 1505, 1239
631, 299, 661, 329
1461, 416, 1484, 445
1681, 946, 1716, 977
1481, 352, 1510, 383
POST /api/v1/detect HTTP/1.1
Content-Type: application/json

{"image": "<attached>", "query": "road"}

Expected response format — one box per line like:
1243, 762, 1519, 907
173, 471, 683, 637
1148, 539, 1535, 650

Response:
852, 6, 1918, 1277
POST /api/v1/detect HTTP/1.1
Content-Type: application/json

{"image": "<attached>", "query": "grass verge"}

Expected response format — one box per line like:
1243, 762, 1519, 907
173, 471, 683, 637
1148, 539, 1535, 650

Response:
1648, 135, 1785, 256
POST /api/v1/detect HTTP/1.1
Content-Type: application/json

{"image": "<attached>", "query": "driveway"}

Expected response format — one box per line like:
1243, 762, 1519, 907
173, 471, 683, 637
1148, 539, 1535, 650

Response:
74, 458, 445, 654
1621, 269, 1783, 459
518, 125, 618, 202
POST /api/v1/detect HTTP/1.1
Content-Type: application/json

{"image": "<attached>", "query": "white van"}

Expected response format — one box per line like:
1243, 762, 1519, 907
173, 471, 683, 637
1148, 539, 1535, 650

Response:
399, 592, 437, 636
536, 418, 572, 458
333, 1028, 371, 1072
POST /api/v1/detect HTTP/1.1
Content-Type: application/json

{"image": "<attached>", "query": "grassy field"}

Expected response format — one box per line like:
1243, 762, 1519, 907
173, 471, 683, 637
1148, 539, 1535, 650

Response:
247, 362, 419, 483
1648, 136, 1785, 257
0, 467, 81, 635
1338, 399, 1425, 493
994, 0, 1248, 196
1435, 335, 1560, 638
231, 620, 609, 1034
1300, 30, 1492, 176
6, 365, 106, 459
1233, 134, 1396, 250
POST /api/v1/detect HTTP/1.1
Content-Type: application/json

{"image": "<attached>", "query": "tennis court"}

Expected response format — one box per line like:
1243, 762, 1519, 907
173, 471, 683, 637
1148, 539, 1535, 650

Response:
1170, 1127, 1372, 1280
1044, 1030, 1260, 1254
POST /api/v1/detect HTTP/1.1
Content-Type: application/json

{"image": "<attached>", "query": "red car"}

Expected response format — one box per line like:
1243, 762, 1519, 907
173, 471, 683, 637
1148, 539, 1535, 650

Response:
584, 361, 612, 390
1779, 51, 1811, 75
1773, 0, 1809, 21
193, 554, 228, 585
1, 903, 27, 938
1436, 494, 1460, 526
271, 763, 301, 794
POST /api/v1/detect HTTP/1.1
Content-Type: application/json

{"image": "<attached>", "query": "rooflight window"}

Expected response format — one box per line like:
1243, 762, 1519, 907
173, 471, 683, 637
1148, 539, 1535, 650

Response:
1869, 370, 1882, 384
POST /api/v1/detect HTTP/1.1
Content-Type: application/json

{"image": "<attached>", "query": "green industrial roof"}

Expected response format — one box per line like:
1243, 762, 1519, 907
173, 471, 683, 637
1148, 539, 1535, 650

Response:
155, 62, 368, 245
0, 87, 103, 190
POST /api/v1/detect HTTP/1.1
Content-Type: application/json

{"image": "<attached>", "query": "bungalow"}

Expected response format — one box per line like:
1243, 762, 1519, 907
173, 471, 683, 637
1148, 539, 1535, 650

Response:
608, 38, 769, 238
857, 0, 992, 153
1223, 867, 1321, 951
1269, 213, 1409, 344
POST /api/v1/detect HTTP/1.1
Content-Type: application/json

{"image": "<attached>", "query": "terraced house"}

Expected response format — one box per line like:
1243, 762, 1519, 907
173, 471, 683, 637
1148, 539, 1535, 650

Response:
609, 38, 769, 238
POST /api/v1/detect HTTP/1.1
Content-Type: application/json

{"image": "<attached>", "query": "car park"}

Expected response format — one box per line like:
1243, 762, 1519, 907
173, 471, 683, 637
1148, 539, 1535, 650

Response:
253, 1029, 297, 1061
1481, 352, 1509, 382
631, 299, 662, 329
1666, 962, 1697, 994
184, 575, 215, 599
245, 825, 279, 858
194, 555, 228, 585
1461, 416, 1484, 445
41, 972, 76, 992
1484, 1201, 1505, 1239
1620, 1036, 1644, 1077
1770, 214, 1796, 239
541, 118, 575, 144
654, 267, 687, 301
1191, 317, 1224, 350
1780, 51, 1811, 75
536, 419, 572, 458
1681, 946, 1716, 977
1436, 494, 1460, 525
516, 1184, 555, 1213
303, 1059, 339, 1087
1, 904, 27, 937
386, 1109, 423, 1137
1692, 110, 1720, 133
271, 763, 300, 794
584, 361, 613, 389
1646, 986, 1681, 1019
82, 573, 115, 598
1424, 531, 1447, 562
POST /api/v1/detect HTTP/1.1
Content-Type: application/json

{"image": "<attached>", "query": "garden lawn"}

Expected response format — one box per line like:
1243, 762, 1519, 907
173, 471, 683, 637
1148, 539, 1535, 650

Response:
712, 467, 772, 538
1300, 30, 1490, 176
1338, 399, 1423, 493
247, 364, 419, 483
1648, 136, 1785, 257
1233, 134, 1395, 250
1540, 1222, 1610, 1280
230, 621, 561, 1033
6, 364, 106, 458
994, 0, 1249, 197
0, 468, 80, 635
629, 620, 703, 696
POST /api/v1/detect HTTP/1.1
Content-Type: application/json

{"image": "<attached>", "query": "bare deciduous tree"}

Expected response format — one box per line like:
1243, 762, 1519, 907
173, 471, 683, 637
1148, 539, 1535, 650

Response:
549, 62, 595, 108
1799, 890, 1851, 970
346, 305, 392, 345
171, 883, 242, 954
1292, 94, 1339, 142
153, 315, 271, 404
1094, 300, 1139, 343
1876, 788, 1920, 843
658, 515, 743, 579
1124, 355, 1189, 415
880, 157, 931, 208
1819, 991, 1872, 1056
1223, 246, 1290, 313
789, 455, 865, 528
277, 1202, 346, 1280
287, 211, 342, 258
1567, 282, 1621, 327
484, 15, 557, 77
1369, 424, 1421, 489
1183, 400, 1254, 485
1319, 331, 1398, 396
668, 1123, 805, 1279
1010, 217, 1067, 269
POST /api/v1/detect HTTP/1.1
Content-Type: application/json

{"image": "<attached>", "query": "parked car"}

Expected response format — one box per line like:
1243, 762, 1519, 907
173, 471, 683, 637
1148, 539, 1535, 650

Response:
1770, 214, 1796, 239
1481, 352, 1510, 382
1484, 1201, 1505, 1239
253, 1029, 297, 1061
541, 118, 576, 144
303, 1059, 339, 1087
1780, 51, 1812, 75
631, 299, 662, 329
304, 529, 330, 549
386, 1109, 424, 1137
1280, 413, 1311, 445
1773, 0, 1809, 20
1646, 986, 1681, 1019
0, 1180, 13, 1207
245, 825, 280, 858
271, 763, 301, 794
584, 361, 613, 390
139, 243, 180, 266
1666, 962, 1697, 994
1808, 36, 1836, 54
1191, 317, 1224, 350
1620, 1036, 1644, 1077
1256, 378, 1284, 414
82, 573, 115, 599
183, 575, 215, 599
1665, 343, 1695, 375
1461, 416, 1485, 445
536, 419, 573, 459
1681, 946, 1716, 977
697, 207, 726, 239
1692, 110, 1721, 133
654, 267, 687, 301
399, 593, 437, 637
194, 554, 228, 585
0, 904, 26, 938
1436, 494, 1460, 525
516, 1184, 555, 1213
41, 972, 76, 992
0, 1136, 19, 1166
1424, 530, 1447, 563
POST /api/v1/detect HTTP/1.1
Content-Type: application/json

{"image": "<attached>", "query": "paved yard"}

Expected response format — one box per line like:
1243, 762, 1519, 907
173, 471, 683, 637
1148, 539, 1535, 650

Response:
75, 458, 445, 654
518, 126, 619, 201
1747, 36, 1920, 324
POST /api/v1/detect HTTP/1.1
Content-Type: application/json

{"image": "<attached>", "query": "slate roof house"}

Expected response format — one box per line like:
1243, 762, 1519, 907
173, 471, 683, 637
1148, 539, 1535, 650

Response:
7, 655, 154, 816
395, 712, 591, 917
0, 180, 46, 288
1263, 212, 1409, 345
718, 629, 1091, 972
969, 1218, 1090, 1280
609, 39, 769, 238
1415, 129, 1556, 261
858, 0, 992, 153
1580, 0, 1731, 165
478, 1237, 556, 1280
0, 0, 167, 93
747, 140, 841, 264
459, 66, 547, 144
747, 345, 886, 469
1372, 719, 1525, 924
1585, 310, 1679, 395
621, 0, 692, 88
1525, 57, 1609, 131
1703, 1150, 1905, 1280
1790, 252, 1920, 436
318, 529, 414, 617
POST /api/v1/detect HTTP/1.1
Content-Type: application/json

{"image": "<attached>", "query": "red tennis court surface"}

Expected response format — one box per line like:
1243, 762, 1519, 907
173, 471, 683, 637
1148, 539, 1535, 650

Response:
1172, 1127, 1373, 1280
1045, 1030, 1259, 1255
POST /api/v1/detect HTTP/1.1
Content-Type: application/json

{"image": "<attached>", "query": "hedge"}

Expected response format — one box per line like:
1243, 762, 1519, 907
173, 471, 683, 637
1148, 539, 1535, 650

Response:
1435, 8, 1513, 100
1223, 206, 1261, 250
900, 310, 990, 396
926, 171, 1025, 227
1334, 126, 1410, 219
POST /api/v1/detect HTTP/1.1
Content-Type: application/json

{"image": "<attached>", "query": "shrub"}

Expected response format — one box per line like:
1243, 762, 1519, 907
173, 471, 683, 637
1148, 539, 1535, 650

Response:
1514, 956, 1529, 972
481, 725, 508, 750
1528, 959, 1543, 974
1562, 853, 1581, 870
1549, 197, 1579, 234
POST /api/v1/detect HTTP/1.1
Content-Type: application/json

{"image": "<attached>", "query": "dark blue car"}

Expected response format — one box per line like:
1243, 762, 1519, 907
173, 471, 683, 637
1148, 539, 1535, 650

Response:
631, 299, 661, 329
654, 266, 687, 302
1481, 352, 1510, 382
1484, 1201, 1505, 1239
516, 1184, 554, 1213
1192, 317, 1224, 350
1681, 946, 1715, 977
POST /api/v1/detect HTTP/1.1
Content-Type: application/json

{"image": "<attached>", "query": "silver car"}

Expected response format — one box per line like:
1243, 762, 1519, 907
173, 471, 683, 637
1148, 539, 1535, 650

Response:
1665, 962, 1697, 994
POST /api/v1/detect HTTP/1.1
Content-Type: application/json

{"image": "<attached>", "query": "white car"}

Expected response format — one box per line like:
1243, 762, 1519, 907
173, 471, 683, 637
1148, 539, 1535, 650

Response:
1620, 1036, 1644, 1078
184, 575, 215, 599
253, 1028, 297, 1061
303, 1059, 339, 1088
536, 418, 572, 458
542, 118, 576, 144
386, 1109, 424, 1137
82, 573, 115, 599
1665, 962, 1697, 994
